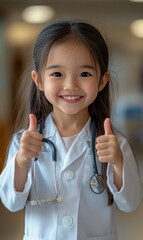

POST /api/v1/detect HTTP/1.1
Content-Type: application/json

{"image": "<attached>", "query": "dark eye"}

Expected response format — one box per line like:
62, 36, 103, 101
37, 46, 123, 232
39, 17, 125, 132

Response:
80, 72, 92, 77
52, 72, 62, 77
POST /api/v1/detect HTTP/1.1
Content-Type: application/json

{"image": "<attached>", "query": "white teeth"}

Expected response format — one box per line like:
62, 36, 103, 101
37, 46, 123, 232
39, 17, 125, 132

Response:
63, 96, 80, 100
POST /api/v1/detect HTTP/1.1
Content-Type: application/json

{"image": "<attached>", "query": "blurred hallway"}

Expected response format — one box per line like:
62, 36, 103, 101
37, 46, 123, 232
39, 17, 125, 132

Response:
0, 0, 143, 239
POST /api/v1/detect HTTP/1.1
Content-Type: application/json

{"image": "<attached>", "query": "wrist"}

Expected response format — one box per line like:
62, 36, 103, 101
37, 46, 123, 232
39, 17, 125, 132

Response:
114, 149, 123, 167
15, 154, 29, 192
113, 153, 123, 191
16, 152, 29, 169
113, 153, 123, 176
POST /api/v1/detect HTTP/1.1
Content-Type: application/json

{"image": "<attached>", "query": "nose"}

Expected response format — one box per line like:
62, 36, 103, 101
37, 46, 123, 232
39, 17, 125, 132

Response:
63, 75, 79, 91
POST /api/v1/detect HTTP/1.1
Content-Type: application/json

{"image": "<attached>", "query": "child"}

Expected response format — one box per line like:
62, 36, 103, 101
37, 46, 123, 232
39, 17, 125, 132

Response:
0, 20, 142, 240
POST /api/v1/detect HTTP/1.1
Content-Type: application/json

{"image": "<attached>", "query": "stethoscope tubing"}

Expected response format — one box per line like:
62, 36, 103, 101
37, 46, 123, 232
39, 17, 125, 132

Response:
90, 118, 105, 194
91, 119, 98, 175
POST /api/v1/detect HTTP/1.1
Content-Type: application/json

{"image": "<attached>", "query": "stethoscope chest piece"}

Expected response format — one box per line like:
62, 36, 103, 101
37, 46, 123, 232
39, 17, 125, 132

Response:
90, 174, 105, 194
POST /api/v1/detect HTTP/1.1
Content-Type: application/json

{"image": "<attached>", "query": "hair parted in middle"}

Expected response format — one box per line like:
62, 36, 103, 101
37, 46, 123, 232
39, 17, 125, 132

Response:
31, 20, 110, 127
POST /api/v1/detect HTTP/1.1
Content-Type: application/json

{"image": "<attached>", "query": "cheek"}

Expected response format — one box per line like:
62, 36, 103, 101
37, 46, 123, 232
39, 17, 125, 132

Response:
85, 83, 98, 99
43, 82, 59, 96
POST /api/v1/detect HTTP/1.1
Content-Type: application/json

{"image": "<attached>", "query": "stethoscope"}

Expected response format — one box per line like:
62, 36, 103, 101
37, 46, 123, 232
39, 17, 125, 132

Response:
31, 119, 105, 206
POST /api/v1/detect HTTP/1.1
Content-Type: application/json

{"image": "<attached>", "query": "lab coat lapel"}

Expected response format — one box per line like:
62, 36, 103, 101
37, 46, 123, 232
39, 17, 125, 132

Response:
62, 118, 92, 170
63, 139, 90, 170
42, 114, 92, 171
53, 131, 67, 169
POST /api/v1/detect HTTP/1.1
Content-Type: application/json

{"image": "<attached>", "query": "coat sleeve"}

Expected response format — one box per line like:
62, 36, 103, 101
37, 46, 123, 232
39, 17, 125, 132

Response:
0, 133, 32, 212
107, 134, 142, 212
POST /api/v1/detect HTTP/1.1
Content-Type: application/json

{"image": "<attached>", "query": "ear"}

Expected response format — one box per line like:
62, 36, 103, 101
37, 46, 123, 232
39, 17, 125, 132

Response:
31, 70, 44, 91
98, 71, 110, 92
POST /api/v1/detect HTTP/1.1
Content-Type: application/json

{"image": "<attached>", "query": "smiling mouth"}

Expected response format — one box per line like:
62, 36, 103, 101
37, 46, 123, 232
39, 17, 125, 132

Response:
59, 95, 83, 103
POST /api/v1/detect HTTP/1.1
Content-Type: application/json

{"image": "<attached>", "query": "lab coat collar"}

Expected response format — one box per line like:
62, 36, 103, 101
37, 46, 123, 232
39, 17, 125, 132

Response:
43, 113, 92, 141
62, 118, 92, 169
42, 113, 58, 138
41, 113, 92, 170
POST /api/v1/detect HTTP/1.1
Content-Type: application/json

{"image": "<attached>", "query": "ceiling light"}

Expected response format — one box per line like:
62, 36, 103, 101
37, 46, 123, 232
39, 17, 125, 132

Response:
22, 5, 55, 24
130, 19, 143, 38
5, 22, 41, 46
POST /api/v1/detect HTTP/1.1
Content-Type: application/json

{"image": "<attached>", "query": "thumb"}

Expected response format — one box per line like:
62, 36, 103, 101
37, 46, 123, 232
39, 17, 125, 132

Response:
104, 118, 113, 135
28, 114, 37, 131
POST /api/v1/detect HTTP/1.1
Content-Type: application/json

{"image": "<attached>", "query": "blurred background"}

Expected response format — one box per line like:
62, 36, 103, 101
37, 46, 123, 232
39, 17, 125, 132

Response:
0, 0, 143, 239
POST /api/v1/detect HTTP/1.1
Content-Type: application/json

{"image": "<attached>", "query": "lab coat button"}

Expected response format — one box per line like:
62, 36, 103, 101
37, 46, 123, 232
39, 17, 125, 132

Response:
62, 216, 73, 226
64, 170, 74, 180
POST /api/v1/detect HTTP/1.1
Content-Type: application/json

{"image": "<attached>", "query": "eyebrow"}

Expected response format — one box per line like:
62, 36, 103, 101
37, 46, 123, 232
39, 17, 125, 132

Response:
46, 65, 95, 70
81, 65, 95, 70
46, 65, 62, 70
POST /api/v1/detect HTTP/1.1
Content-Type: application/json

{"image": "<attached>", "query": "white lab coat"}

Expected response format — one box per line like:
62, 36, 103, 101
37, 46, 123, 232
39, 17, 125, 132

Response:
0, 114, 142, 240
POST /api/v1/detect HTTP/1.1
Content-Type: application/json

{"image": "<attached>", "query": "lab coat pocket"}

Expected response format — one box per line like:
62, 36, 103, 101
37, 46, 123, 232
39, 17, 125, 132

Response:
88, 233, 118, 240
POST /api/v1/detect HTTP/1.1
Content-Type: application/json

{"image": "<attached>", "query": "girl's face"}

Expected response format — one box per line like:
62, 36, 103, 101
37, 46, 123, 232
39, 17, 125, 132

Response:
32, 39, 109, 120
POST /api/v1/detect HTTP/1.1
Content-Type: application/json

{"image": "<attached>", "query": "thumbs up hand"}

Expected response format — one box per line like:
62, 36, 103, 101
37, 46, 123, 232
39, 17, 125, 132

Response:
16, 114, 43, 167
96, 118, 123, 167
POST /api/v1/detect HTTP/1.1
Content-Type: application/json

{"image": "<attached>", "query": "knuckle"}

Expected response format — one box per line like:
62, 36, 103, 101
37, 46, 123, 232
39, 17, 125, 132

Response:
38, 146, 42, 152
95, 144, 99, 150
35, 133, 43, 140
39, 141, 43, 147
97, 150, 101, 156
23, 130, 29, 137
99, 156, 103, 162
39, 134, 43, 140
111, 135, 117, 143
96, 137, 101, 143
